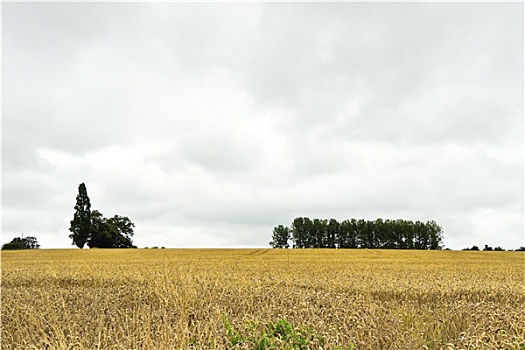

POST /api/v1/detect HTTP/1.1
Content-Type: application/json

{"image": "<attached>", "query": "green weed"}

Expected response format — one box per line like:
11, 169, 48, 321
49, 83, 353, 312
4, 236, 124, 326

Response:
222, 316, 355, 350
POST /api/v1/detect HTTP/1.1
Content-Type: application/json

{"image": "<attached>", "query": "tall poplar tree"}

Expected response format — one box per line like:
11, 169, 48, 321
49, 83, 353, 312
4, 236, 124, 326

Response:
69, 183, 92, 248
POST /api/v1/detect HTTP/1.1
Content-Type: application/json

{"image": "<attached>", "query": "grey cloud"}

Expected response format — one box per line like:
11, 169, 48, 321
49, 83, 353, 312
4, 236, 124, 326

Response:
178, 127, 265, 175
234, 3, 523, 146
2, 3, 523, 250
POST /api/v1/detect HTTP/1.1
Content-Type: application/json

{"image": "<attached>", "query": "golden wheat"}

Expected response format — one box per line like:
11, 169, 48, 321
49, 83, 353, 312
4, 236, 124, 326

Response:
1, 249, 524, 349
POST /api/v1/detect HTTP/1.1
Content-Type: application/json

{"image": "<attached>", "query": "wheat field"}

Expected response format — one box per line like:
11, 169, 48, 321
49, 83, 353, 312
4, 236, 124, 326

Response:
1, 249, 524, 349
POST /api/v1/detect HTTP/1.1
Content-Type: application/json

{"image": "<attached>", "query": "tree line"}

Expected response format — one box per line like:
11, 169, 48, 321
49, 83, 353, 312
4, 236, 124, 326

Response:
69, 183, 136, 249
462, 245, 523, 251
270, 217, 444, 250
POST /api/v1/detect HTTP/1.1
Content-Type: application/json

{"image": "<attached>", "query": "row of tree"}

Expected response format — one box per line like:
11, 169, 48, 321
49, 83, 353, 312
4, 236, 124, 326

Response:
69, 183, 136, 248
270, 217, 444, 250
463, 245, 509, 251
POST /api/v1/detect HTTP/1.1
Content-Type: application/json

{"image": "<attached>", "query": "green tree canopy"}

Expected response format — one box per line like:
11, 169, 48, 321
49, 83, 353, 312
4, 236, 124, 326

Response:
2, 236, 40, 250
269, 225, 290, 248
88, 212, 135, 248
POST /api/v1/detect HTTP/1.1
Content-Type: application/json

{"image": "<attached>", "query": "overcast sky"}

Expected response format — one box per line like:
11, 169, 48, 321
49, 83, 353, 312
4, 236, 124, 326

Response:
2, 2, 523, 250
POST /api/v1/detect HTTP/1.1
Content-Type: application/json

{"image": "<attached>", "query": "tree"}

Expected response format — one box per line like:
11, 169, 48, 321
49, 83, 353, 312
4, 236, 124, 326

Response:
312, 218, 327, 248
427, 220, 444, 250
356, 219, 367, 248
69, 183, 92, 248
270, 225, 290, 248
87, 211, 136, 249
291, 217, 309, 248
2, 238, 25, 250
105, 215, 135, 248
326, 219, 339, 248
304, 218, 315, 248
339, 219, 357, 248
414, 221, 427, 249
2, 236, 40, 250
87, 210, 109, 248
68, 183, 136, 249
403, 219, 415, 249
22, 236, 40, 249
374, 218, 387, 248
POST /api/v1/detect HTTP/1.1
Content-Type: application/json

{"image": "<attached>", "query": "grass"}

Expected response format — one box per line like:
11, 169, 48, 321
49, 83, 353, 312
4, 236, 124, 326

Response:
1, 249, 524, 349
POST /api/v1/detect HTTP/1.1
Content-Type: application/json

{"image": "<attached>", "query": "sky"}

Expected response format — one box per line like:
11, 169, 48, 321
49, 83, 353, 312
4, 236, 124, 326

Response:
2, 2, 523, 250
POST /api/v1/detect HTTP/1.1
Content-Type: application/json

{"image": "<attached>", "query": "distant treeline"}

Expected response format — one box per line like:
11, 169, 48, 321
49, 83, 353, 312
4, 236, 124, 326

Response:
270, 217, 444, 250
